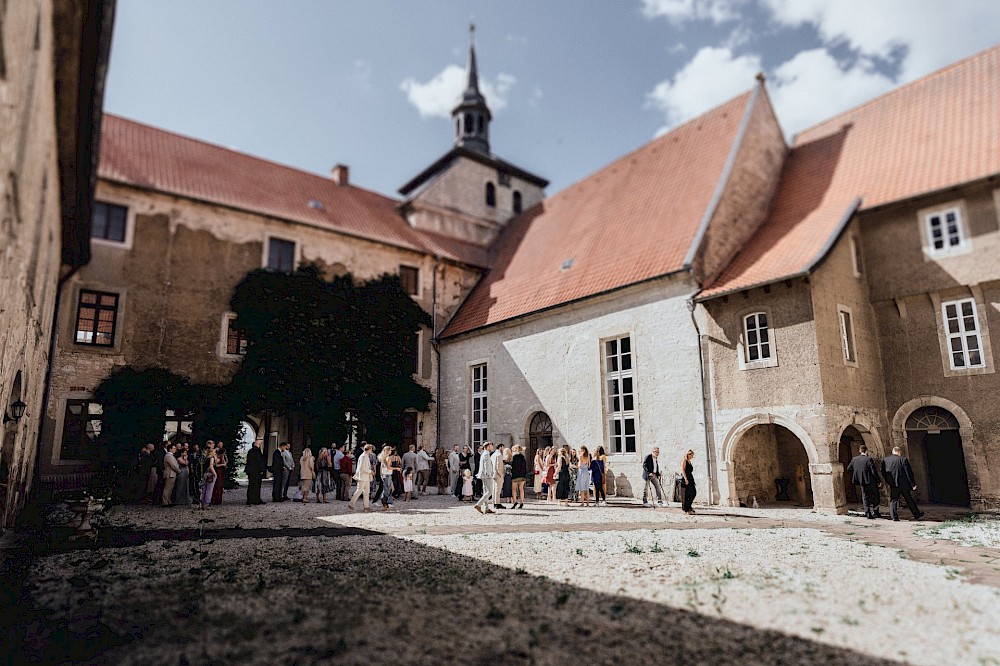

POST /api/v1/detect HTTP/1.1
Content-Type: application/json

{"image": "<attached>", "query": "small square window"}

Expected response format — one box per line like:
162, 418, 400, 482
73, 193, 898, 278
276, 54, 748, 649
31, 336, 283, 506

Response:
267, 238, 296, 273
921, 204, 970, 258
75, 290, 119, 346
91, 202, 128, 243
226, 317, 249, 355
400, 266, 420, 296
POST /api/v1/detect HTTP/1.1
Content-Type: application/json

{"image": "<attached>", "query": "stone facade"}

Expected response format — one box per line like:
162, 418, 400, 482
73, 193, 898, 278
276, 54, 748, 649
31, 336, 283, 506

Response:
40, 180, 481, 483
0, 0, 111, 524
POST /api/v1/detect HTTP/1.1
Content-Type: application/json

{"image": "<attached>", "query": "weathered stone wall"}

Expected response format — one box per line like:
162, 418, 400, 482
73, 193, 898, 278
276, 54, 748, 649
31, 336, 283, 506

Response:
406, 156, 545, 245
861, 184, 1000, 509
691, 87, 787, 285
0, 0, 66, 523
41, 182, 480, 481
438, 273, 708, 499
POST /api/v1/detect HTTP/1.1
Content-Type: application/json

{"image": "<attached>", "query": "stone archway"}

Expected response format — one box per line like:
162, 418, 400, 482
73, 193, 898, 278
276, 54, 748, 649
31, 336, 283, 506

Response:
892, 396, 978, 507
719, 414, 828, 510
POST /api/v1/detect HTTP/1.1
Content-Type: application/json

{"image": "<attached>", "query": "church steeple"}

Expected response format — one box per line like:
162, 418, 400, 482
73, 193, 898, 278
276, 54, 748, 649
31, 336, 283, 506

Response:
452, 24, 492, 154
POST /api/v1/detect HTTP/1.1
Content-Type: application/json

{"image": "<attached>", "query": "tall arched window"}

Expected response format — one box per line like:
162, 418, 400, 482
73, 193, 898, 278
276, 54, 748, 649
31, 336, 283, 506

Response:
485, 182, 496, 207
478, 114, 485, 132
743, 312, 771, 362
464, 113, 473, 135
512, 191, 523, 214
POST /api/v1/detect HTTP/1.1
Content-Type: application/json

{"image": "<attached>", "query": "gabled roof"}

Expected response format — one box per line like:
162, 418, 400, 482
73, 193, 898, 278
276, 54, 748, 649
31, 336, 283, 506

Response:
441, 92, 753, 338
98, 114, 490, 268
700, 43, 1000, 300
398, 145, 549, 197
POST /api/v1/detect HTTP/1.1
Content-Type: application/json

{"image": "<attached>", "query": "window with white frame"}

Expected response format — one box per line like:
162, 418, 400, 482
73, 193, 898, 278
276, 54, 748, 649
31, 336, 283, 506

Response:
923, 206, 967, 255
942, 298, 985, 369
470, 364, 487, 448
743, 313, 772, 363
604, 336, 637, 454
838, 306, 857, 364
850, 235, 863, 277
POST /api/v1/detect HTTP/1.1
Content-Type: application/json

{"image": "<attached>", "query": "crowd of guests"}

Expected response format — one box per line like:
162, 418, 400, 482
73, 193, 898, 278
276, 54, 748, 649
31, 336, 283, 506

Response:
135, 437, 702, 514
135, 439, 228, 510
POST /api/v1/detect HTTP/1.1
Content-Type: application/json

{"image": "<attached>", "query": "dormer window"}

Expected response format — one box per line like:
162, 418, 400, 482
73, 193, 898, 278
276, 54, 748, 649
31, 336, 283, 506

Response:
513, 191, 523, 214
485, 182, 496, 208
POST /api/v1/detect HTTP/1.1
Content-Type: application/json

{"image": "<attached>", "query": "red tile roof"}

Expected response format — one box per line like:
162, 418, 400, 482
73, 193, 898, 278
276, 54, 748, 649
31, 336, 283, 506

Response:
98, 114, 490, 268
700, 43, 1000, 299
441, 92, 752, 338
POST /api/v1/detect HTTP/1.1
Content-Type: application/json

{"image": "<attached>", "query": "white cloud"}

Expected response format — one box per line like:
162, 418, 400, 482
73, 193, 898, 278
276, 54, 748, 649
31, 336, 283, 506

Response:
646, 46, 760, 132
768, 49, 892, 134
762, 0, 999, 81
647, 0, 999, 137
400, 66, 517, 119
641, 0, 740, 24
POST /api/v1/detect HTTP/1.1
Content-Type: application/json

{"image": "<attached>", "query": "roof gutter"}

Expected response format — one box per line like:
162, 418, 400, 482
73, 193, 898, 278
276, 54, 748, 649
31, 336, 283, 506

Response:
692, 196, 862, 302
682, 83, 761, 270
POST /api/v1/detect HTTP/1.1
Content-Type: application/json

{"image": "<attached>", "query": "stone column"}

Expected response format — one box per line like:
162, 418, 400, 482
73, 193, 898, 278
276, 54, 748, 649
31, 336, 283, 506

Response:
809, 462, 843, 514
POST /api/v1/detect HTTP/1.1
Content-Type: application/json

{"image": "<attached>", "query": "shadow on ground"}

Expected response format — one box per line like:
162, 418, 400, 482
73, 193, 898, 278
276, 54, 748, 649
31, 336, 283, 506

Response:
1, 524, 898, 666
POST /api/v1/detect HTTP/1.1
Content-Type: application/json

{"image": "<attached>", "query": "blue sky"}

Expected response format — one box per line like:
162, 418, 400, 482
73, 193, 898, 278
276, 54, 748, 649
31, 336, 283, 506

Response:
105, 0, 999, 198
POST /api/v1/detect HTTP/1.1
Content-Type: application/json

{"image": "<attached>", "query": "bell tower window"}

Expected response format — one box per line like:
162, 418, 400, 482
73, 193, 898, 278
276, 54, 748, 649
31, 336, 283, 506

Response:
464, 113, 473, 135
513, 191, 523, 214
485, 182, 496, 208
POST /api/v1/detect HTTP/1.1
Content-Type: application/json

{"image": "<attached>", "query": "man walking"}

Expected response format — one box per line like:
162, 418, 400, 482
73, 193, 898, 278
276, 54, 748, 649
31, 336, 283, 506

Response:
448, 445, 461, 499
281, 442, 295, 500
349, 443, 375, 511
882, 446, 924, 521
642, 447, 665, 507
271, 442, 287, 502
416, 445, 433, 494
245, 438, 266, 505
161, 443, 180, 507
474, 441, 497, 514
847, 444, 883, 519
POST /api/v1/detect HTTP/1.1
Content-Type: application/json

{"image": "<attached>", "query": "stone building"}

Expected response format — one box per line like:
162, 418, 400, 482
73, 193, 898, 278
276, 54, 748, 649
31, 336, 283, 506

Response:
38, 33, 543, 485
695, 45, 1000, 511
0, 0, 114, 525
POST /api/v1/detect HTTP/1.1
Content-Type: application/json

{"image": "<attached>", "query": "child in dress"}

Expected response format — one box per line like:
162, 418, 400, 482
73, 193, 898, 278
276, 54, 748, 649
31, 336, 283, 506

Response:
461, 469, 474, 502
403, 467, 414, 501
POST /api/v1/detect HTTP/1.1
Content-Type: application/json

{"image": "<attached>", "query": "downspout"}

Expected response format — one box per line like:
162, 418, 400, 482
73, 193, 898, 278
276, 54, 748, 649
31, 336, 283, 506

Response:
686, 295, 715, 505
431, 257, 442, 451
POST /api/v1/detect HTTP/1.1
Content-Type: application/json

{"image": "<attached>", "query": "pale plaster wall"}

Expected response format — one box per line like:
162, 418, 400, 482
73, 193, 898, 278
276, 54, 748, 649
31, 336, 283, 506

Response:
439, 273, 709, 499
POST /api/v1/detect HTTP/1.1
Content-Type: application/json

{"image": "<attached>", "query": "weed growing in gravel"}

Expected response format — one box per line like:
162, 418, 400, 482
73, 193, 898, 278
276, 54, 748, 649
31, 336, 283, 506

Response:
650, 541, 663, 553
687, 549, 700, 558
718, 567, 735, 580
624, 539, 643, 554
575, 548, 584, 556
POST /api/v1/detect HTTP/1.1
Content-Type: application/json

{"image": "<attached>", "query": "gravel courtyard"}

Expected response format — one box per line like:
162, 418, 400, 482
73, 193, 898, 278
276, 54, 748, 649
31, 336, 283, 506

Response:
3, 488, 999, 665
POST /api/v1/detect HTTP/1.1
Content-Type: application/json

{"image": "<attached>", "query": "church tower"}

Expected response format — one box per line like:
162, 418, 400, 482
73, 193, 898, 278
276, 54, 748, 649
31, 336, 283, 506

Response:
400, 25, 548, 246
452, 25, 491, 154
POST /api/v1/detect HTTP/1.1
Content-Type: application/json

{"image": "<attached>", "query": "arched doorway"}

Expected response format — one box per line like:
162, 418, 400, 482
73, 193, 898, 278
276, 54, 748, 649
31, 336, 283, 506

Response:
905, 406, 969, 506
526, 412, 552, 480
838, 426, 865, 504
731, 423, 813, 507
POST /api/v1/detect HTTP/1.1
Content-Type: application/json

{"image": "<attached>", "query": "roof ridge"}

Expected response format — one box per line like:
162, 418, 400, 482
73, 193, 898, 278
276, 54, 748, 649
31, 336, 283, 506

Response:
792, 43, 1000, 143
102, 113, 402, 204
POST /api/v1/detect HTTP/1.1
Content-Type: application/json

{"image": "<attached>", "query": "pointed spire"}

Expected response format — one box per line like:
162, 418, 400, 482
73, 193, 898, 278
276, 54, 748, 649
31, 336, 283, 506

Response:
467, 23, 480, 93
452, 23, 492, 153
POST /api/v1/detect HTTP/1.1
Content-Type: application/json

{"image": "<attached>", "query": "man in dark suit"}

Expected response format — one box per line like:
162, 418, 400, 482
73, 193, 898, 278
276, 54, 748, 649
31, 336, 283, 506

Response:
271, 442, 287, 502
642, 447, 665, 507
847, 444, 882, 519
245, 439, 266, 505
882, 446, 924, 521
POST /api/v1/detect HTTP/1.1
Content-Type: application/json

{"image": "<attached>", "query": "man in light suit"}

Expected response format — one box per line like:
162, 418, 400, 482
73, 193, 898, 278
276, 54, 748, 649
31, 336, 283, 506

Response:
447, 445, 461, 499
847, 444, 882, 519
642, 447, 665, 507
491, 444, 506, 509
161, 443, 180, 507
882, 446, 924, 521
474, 441, 497, 514
349, 443, 375, 511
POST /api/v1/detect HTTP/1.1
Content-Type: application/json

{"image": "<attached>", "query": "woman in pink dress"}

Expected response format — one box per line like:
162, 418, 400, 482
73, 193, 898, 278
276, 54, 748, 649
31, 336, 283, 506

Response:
210, 442, 227, 504
544, 447, 557, 502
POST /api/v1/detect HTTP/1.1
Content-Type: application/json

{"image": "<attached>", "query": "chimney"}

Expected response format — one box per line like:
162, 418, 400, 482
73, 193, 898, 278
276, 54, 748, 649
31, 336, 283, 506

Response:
331, 163, 349, 186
